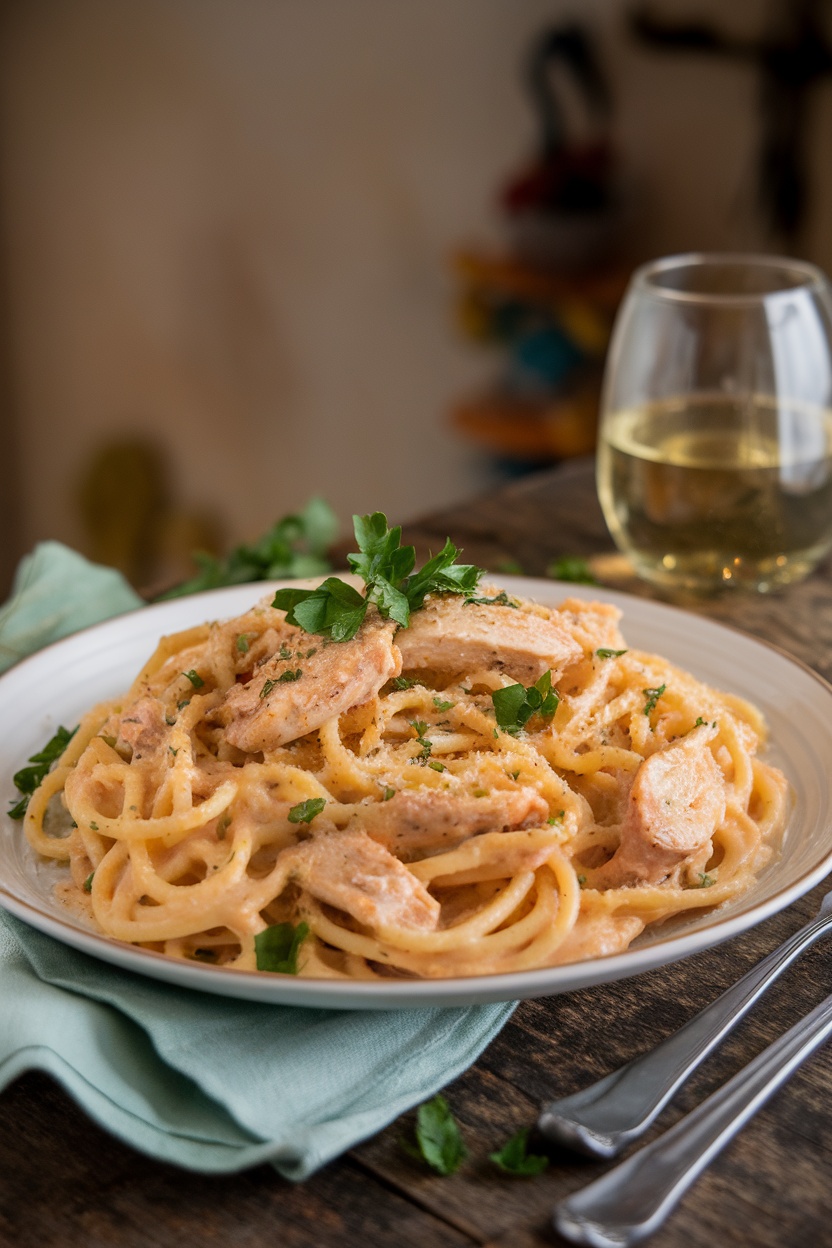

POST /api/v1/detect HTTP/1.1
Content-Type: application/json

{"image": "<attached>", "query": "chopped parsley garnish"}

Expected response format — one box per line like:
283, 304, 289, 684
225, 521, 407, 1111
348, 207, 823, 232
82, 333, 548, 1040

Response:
433, 697, 454, 712
288, 797, 326, 824
383, 786, 396, 801
279, 643, 293, 660
392, 675, 421, 690
261, 670, 302, 698
548, 811, 565, 825
491, 671, 559, 736
8, 725, 78, 819
157, 497, 338, 599
89, 822, 99, 831
547, 555, 598, 585
254, 920, 310, 974
183, 669, 204, 689
696, 872, 716, 888
83, 872, 95, 893
409, 720, 432, 762
489, 1126, 549, 1176
596, 648, 628, 659
643, 684, 667, 716
273, 513, 483, 641
404, 1095, 467, 1176
236, 634, 250, 653
428, 760, 446, 772
464, 590, 517, 608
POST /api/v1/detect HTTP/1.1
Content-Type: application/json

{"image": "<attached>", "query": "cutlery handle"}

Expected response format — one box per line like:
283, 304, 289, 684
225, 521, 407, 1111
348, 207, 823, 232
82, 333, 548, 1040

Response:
538, 907, 832, 1157
553, 991, 832, 1248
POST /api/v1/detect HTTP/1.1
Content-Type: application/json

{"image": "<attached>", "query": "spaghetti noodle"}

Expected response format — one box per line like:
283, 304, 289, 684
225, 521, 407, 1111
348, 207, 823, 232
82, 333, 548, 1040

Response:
23, 585, 788, 980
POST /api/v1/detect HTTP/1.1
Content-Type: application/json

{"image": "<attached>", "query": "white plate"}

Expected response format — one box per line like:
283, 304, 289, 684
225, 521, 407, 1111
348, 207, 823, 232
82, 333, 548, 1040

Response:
1, 577, 831, 1009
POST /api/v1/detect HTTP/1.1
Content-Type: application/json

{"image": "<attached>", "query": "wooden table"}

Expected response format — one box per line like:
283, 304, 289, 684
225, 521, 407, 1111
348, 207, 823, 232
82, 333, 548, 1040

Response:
3, 456, 832, 1248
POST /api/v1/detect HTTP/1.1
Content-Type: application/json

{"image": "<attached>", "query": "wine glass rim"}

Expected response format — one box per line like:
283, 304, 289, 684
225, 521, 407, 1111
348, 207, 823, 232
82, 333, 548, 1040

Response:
632, 252, 828, 304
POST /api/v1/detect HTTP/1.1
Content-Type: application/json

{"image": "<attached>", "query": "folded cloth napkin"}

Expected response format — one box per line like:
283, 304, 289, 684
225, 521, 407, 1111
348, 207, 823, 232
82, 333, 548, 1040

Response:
0, 543, 515, 1178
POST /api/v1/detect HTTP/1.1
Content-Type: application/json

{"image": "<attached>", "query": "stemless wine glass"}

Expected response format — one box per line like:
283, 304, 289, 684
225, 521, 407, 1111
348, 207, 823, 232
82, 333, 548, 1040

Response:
596, 253, 832, 594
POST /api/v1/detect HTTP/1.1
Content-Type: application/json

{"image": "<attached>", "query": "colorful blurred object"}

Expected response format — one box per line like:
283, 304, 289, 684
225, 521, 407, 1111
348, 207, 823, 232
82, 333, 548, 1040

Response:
450, 22, 628, 468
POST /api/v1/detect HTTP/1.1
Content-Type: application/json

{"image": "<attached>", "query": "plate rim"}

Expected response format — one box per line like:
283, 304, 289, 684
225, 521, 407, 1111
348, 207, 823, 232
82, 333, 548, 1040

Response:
2, 574, 831, 1009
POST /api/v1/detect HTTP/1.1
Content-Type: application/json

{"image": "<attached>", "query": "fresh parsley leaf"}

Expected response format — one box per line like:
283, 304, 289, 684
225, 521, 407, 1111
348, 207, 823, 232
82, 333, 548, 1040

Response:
277, 668, 302, 683
260, 679, 277, 699
547, 555, 598, 585
236, 634, 250, 653
183, 669, 204, 689
403, 538, 482, 612
157, 497, 338, 599
408, 1095, 467, 1175
643, 684, 667, 716
273, 577, 368, 642
288, 797, 326, 824
433, 697, 454, 711
695, 872, 716, 888
274, 514, 484, 641
596, 648, 628, 659
489, 1126, 549, 1176
8, 725, 77, 819
83, 872, 95, 893
491, 672, 559, 735
254, 921, 310, 973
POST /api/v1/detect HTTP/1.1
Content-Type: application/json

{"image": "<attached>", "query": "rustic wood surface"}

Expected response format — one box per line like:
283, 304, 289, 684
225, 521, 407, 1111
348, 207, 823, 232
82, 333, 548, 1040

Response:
3, 455, 832, 1247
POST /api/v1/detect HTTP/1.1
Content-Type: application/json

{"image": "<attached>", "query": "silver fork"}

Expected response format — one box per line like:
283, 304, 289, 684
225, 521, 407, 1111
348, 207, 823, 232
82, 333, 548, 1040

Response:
538, 889, 832, 1158
552, 989, 832, 1246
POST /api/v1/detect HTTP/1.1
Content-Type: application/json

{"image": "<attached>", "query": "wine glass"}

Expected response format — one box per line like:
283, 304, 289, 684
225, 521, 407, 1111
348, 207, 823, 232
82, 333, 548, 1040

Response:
596, 253, 832, 594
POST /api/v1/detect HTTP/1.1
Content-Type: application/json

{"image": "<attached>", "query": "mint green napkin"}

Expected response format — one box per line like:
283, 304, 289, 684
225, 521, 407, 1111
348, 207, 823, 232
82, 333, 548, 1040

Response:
0, 543, 515, 1177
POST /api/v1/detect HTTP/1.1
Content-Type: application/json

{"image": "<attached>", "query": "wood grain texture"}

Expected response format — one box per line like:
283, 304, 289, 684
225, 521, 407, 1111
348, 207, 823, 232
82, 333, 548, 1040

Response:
3, 456, 832, 1247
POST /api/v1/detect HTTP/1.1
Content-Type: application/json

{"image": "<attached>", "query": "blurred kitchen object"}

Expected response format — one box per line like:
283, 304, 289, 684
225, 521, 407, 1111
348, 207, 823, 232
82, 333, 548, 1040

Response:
450, 21, 630, 472
630, 0, 832, 243
77, 438, 222, 591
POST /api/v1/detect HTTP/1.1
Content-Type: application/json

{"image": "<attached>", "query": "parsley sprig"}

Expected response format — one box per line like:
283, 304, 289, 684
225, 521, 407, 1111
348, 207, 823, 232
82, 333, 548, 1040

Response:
273, 513, 483, 641
8, 726, 77, 820
159, 498, 338, 599
492, 672, 559, 736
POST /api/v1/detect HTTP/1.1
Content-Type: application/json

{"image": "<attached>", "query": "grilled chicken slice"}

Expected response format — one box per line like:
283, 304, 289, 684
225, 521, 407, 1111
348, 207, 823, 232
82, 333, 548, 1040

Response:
595, 723, 726, 887
355, 786, 550, 858
555, 597, 627, 656
396, 592, 582, 683
220, 610, 401, 751
280, 827, 439, 930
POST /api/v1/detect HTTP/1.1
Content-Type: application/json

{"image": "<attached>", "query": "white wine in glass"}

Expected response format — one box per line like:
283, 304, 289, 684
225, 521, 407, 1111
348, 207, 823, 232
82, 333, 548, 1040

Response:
597, 255, 832, 594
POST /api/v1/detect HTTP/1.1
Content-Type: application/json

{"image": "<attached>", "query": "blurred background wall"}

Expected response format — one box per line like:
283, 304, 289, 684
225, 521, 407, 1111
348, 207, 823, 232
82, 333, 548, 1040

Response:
1, 0, 830, 592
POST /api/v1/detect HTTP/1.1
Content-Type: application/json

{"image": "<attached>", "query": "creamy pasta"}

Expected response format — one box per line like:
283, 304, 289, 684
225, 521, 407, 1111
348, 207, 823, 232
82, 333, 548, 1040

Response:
23, 584, 789, 980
